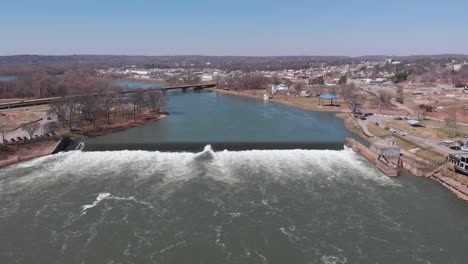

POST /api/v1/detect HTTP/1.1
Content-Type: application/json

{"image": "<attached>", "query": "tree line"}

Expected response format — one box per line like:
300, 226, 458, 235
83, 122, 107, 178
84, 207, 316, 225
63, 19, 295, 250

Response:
50, 89, 166, 133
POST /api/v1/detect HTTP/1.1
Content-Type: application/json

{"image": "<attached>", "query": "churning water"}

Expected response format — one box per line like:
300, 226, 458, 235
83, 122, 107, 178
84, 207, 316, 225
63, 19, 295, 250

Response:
1, 146, 468, 264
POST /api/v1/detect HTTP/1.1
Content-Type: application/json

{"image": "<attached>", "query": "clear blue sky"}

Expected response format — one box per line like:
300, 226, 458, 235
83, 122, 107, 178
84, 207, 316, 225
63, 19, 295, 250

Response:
1, 0, 467, 56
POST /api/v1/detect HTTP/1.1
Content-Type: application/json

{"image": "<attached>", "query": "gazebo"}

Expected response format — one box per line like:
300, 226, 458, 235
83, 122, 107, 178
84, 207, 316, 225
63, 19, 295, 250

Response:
319, 93, 337, 106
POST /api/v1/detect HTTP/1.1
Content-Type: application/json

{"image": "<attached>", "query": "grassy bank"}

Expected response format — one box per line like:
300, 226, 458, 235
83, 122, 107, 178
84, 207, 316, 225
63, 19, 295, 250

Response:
206, 88, 349, 113
208, 88, 447, 166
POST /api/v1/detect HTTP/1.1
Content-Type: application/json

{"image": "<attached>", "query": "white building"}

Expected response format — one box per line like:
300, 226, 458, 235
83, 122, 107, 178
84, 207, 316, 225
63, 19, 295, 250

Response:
272, 84, 289, 94
373, 78, 388, 83
127, 70, 149, 75
201, 75, 214, 82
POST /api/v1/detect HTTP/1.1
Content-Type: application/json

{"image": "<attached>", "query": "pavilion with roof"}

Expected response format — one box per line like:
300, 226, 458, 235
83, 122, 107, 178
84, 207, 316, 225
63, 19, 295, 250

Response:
319, 93, 337, 106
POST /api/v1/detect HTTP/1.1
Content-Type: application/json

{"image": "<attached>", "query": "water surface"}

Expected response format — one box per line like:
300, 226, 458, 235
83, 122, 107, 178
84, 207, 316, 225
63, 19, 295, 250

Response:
1, 91, 467, 264
113, 79, 166, 89
0, 75, 16, 81
85, 92, 350, 149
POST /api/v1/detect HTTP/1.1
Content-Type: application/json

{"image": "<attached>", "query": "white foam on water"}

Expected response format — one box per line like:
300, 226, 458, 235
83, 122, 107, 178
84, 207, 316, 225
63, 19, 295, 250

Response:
79, 192, 156, 216
0, 147, 400, 197
253, 250, 268, 264
280, 226, 300, 243
320, 255, 348, 264
159, 240, 186, 254
80, 193, 111, 216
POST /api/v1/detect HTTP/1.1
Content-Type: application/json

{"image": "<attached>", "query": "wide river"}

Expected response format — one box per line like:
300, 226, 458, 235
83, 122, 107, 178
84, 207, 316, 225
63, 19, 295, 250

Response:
1, 91, 468, 264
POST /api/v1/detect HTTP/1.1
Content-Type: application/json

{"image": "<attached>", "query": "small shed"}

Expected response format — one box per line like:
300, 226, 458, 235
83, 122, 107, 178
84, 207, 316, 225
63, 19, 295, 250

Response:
319, 93, 337, 105
370, 138, 400, 162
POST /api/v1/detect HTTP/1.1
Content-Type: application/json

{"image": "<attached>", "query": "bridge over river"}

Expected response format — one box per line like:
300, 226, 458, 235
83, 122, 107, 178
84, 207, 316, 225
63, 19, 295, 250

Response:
0, 82, 217, 110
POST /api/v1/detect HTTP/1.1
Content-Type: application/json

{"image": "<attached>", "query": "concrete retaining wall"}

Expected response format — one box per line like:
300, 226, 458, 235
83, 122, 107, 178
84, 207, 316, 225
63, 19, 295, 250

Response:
52, 137, 70, 154
400, 156, 441, 177
345, 138, 399, 176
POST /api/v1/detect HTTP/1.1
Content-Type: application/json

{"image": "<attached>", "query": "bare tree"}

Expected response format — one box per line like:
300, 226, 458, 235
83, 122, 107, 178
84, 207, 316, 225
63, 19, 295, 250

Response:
146, 91, 166, 113
49, 99, 67, 127
39, 76, 58, 98
64, 97, 78, 132
396, 85, 404, 103
377, 91, 392, 113
341, 83, 357, 101
79, 95, 99, 128
130, 91, 145, 119
101, 92, 116, 125
417, 107, 427, 121
294, 83, 303, 95
44, 122, 59, 134
0, 119, 7, 144
22, 122, 40, 139
445, 107, 458, 136
224, 73, 269, 91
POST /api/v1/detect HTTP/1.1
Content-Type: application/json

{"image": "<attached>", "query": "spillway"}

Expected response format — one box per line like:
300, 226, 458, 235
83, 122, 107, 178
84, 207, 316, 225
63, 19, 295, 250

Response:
1, 147, 467, 263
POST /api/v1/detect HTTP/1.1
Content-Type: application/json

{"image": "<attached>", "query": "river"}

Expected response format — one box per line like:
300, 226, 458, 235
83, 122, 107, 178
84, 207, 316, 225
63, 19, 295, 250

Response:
0, 75, 16, 81
113, 79, 166, 89
1, 91, 468, 264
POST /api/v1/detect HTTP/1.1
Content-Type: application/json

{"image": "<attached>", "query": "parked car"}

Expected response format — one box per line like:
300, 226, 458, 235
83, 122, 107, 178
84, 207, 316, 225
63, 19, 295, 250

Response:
23, 136, 28, 140
359, 117, 367, 120
43, 133, 50, 137
449, 145, 462, 151
34, 135, 40, 138
10, 138, 16, 142
16, 136, 23, 141
364, 113, 374, 117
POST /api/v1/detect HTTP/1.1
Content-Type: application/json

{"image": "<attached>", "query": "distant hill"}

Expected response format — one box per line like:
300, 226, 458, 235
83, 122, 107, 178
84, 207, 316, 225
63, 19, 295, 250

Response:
355, 54, 468, 60
1, 54, 467, 65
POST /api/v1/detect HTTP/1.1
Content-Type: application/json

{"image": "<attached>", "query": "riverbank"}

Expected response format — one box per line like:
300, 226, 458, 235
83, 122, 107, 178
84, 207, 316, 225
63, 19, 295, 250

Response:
0, 109, 167, 168
71, 111, 167, 138
206, 88, 349, 113
209, 88, 445, 164
0, 138, 62, 168
208, 88, 468, 202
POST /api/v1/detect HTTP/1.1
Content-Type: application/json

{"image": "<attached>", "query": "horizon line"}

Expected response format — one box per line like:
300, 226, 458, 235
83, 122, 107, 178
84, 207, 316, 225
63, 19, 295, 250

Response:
1, 53, 468, 58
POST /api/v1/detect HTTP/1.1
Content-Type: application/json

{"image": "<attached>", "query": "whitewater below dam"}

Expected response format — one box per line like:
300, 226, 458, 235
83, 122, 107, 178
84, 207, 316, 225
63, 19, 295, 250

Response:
1, 147, 468, 263
1, 91, 468, 263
